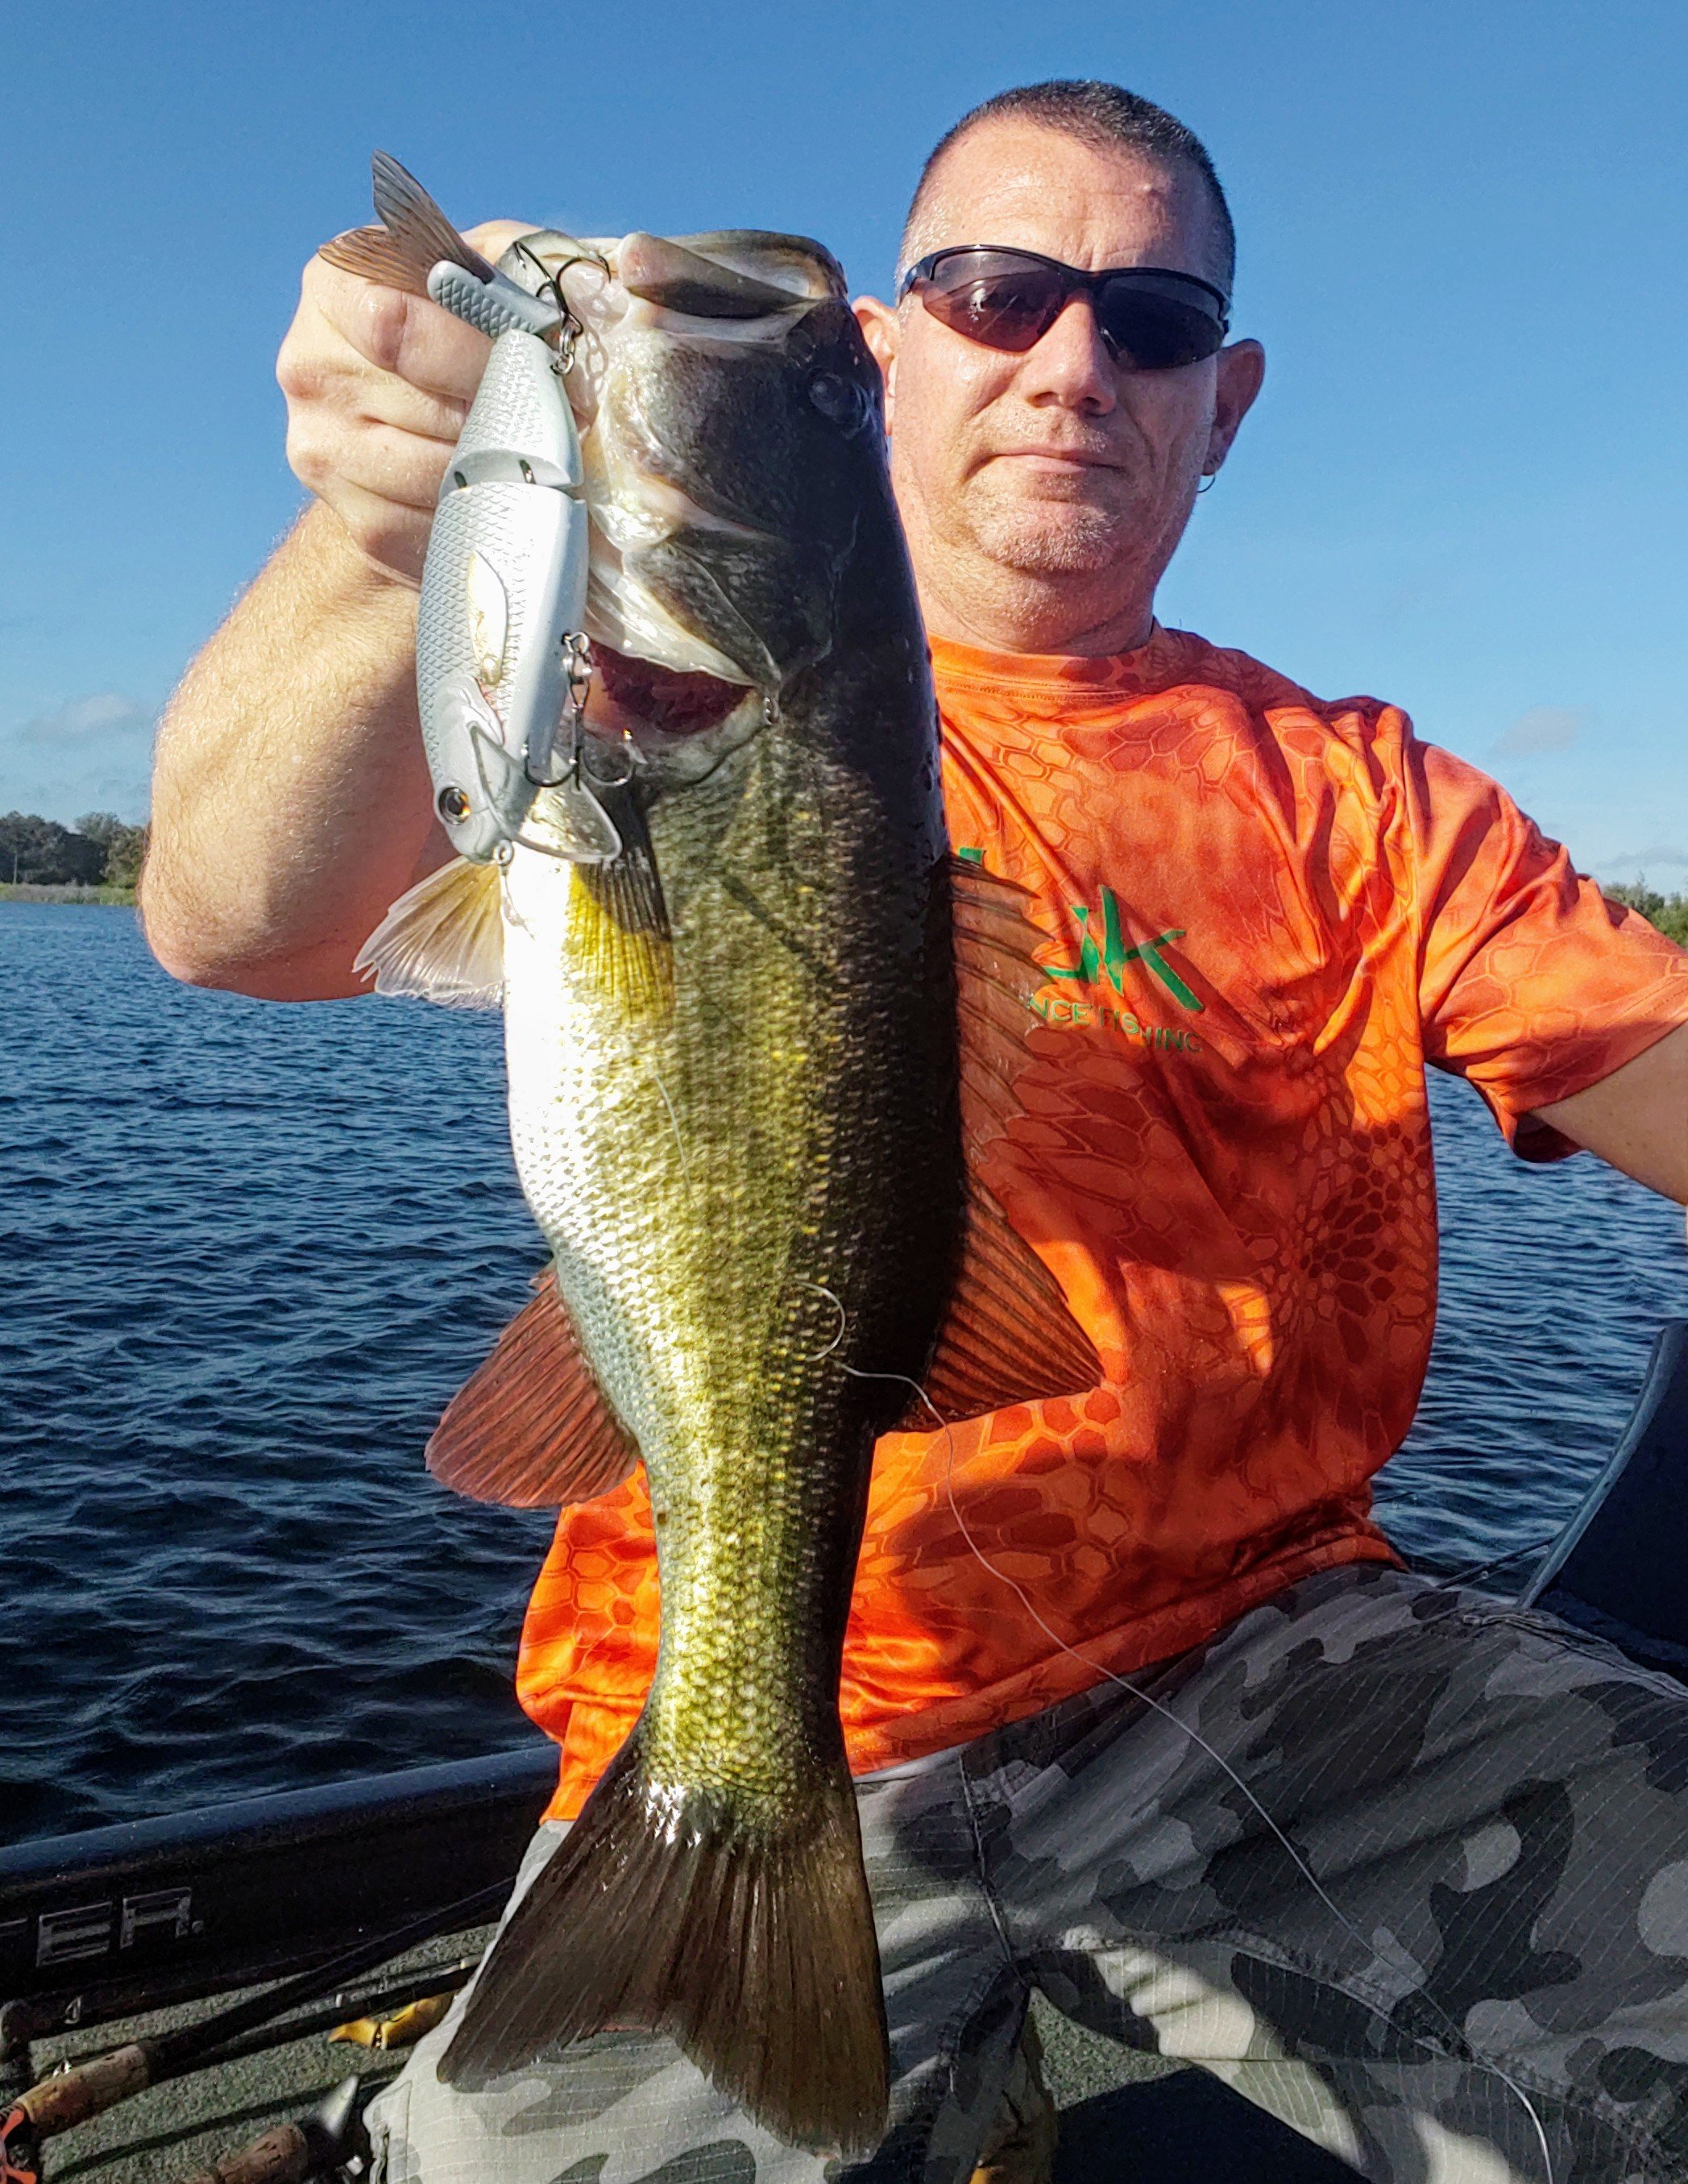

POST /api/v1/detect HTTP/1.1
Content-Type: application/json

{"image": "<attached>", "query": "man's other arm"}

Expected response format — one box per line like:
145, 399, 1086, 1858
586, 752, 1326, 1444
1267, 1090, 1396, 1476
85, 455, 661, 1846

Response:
141, 221, 530, 1001
1532, 1019, 1688, 1205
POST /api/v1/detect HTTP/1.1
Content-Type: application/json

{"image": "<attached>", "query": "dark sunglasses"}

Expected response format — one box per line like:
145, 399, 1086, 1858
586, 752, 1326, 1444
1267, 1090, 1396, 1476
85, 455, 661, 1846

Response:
899, 247, 1230, 372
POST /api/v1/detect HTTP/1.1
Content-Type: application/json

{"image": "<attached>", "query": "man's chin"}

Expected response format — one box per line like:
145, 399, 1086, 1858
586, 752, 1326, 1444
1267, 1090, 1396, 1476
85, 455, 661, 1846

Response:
973, 508, 1130, 578
955, 472, 1141, 576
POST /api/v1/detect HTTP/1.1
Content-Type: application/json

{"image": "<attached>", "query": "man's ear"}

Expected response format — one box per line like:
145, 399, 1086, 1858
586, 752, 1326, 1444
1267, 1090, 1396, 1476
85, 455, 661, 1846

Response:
854, 297, 899, 431
1203, 338, 1265, 476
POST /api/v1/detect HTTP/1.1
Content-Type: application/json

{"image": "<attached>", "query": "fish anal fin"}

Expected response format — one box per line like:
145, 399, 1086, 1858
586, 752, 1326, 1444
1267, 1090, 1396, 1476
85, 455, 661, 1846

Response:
899, 1176, 1103, 1430
354, 857, 504, 1009
438, 1735, 889, 2158
428, 1270, 639, 1508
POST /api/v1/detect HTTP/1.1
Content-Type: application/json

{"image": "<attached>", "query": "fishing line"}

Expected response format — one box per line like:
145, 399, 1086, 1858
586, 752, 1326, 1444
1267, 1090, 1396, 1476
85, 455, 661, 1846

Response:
803, 1281, 849, 1362
651, 1063, 692, 1192
820, 1331, 1556, 2182
1429, 1537, 1558, 1595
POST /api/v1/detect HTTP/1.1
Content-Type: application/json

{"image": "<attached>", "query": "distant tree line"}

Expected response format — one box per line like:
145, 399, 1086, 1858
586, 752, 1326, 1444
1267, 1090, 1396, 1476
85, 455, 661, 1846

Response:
1, 803, 1684, 943
1605, 881, 1688, 949
0, 811, 148, 889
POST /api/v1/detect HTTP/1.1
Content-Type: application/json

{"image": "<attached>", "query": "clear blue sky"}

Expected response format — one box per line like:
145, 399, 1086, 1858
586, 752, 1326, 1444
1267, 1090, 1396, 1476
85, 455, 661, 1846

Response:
3, 0, 1683, 880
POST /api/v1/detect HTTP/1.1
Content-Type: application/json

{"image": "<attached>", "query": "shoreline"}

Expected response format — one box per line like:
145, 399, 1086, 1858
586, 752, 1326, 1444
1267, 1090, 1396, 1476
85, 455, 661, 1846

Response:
0, 882, 137, 906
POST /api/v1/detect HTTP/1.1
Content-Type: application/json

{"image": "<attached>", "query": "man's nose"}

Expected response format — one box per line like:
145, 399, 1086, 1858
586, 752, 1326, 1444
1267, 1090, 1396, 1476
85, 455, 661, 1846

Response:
1020, 295, 1117, 413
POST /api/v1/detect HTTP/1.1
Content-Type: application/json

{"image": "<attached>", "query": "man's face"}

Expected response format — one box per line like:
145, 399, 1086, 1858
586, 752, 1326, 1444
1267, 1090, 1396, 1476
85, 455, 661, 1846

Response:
857, 119, 1263, 648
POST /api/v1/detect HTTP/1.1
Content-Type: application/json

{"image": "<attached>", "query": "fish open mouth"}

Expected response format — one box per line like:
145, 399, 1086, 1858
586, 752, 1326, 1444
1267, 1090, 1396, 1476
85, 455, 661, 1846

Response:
591, 643, 749, 740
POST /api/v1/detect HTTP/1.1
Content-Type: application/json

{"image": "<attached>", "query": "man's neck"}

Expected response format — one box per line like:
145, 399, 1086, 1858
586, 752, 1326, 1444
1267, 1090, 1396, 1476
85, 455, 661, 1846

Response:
914, 567, 1156, 660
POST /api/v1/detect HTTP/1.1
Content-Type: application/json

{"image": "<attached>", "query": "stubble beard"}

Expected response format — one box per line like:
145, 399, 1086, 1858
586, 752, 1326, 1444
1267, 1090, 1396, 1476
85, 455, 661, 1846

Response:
959, 469, 1144, 579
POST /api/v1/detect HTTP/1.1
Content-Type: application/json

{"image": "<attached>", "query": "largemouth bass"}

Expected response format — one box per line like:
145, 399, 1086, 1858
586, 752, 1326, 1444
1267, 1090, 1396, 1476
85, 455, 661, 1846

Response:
341, 164, 1100, 2156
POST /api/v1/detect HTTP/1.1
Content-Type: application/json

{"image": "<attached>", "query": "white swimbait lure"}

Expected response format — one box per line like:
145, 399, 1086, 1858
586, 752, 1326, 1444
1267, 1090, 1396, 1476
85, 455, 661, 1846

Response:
322, 155, 615, 866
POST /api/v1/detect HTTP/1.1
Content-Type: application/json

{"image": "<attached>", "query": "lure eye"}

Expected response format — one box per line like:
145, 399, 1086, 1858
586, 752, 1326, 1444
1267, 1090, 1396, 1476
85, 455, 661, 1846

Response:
438, 785, 472, 823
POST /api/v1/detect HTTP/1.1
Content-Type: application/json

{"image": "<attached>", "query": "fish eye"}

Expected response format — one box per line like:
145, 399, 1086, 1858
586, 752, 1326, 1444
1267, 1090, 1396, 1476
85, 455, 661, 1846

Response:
807, 371, 869, 432
438, 785, 472, 822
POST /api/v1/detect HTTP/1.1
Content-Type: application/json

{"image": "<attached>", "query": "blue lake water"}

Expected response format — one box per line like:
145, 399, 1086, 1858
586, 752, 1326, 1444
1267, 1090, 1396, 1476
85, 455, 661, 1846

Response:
5, 903, 1688, 1842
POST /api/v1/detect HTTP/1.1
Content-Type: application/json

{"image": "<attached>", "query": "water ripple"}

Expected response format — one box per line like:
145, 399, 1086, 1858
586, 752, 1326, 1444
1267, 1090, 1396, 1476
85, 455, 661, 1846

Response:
4, 905, 1688, 1841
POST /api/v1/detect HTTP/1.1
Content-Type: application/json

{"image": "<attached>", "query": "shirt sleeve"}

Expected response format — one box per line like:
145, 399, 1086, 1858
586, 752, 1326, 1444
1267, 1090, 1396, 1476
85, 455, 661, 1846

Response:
1403, 730, 1688, 1161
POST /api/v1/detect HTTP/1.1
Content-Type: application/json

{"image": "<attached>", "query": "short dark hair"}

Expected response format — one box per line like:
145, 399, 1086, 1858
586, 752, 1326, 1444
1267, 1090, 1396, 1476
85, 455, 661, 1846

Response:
898, 79, 1235, 296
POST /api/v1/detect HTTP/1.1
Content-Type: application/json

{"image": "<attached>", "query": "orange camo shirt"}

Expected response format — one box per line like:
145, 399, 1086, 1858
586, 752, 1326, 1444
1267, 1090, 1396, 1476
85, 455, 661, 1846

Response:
518, 625, 1688, 1820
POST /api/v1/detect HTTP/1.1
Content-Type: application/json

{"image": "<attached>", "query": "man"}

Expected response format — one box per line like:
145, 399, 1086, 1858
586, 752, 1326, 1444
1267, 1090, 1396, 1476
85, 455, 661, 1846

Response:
144, 79, 1688, 2184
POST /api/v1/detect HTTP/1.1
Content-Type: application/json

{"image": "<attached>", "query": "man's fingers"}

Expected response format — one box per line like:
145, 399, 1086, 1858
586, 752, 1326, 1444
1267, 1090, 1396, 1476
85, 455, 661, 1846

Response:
303, 254, 493, 400
305, 216, 539, 396
314, 480, 436, 588
277, 321, 472, 447
287, 410, 461, 515
276, 214, 540, 582
463, 218, 537, 264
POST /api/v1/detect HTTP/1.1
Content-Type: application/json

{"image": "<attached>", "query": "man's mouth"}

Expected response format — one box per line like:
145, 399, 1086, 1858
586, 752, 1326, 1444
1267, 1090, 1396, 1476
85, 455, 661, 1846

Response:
991, 446, 1121, 471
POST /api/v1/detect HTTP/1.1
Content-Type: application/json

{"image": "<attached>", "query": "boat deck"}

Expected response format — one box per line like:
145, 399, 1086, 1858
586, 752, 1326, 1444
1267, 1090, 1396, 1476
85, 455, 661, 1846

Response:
38, 1318, 1688, 2184
32, 1933, 1348, 2182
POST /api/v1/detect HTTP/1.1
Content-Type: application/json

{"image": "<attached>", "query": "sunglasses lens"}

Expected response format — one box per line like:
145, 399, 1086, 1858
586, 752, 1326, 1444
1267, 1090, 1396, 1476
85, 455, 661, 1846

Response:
1095, 284, 1226, 370
917, 255, 1065, 352
913, 251, 1227, 371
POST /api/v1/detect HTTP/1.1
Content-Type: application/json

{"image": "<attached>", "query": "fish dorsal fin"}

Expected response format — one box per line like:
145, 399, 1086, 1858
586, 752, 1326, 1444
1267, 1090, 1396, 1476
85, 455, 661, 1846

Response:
428, 1269, 640, 1508
949, 854, 1050, 1162
354, 857, 504, 1008
897, 1173, 1103, 1429
888, 856, 1101, 1429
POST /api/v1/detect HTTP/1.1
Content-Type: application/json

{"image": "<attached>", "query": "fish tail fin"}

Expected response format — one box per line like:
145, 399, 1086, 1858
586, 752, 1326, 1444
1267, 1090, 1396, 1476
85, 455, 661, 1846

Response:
318, 150, 496, 294
438, 1734, 890, 2157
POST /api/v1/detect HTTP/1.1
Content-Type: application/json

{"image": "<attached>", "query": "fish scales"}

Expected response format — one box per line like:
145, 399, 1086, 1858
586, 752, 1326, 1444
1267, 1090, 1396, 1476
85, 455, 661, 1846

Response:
347, 164, 1101, 2157
506, 722, 957, 1817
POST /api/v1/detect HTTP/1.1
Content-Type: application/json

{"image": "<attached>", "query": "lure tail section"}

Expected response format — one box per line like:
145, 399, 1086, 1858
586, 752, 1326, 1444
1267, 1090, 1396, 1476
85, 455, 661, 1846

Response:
438, 1733, 890, 2158
320, 152, 562, 341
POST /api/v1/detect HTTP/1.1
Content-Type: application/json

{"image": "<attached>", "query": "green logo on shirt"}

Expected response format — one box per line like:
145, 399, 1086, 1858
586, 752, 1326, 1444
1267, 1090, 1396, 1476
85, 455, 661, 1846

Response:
1044, 887, 1203, 1013
956, 852, 1203, 1014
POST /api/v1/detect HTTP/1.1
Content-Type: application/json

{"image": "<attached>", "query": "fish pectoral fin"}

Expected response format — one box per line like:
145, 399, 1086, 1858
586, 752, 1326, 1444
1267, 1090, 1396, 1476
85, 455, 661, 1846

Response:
949, 855, 1051, 1161
354, 857, 504, 1009
566, 792, 674, 1016
427, 1268, 640, 1508
897, 1175, 1104, 1429
900, 855, 1102, 1426
438, 1733, 890, 2159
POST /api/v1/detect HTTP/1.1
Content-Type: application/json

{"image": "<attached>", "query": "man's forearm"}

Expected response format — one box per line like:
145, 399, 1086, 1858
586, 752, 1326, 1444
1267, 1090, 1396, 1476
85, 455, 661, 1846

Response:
1531, 1017, 1688, 1205
142, 502, 450, 1000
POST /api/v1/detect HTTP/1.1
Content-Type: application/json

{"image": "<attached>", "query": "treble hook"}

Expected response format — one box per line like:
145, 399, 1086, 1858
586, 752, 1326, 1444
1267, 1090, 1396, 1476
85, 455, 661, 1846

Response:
510, 237, 609, 372
514, 633, 628, 865
526, 631, 594, 789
